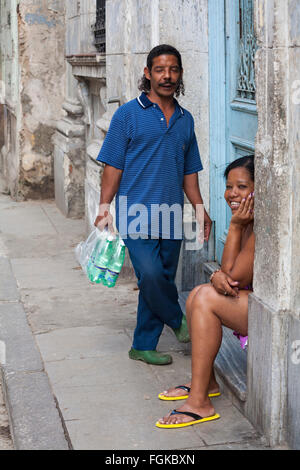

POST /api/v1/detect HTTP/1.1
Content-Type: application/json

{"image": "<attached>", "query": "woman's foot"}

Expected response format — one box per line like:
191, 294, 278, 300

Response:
159, 382, 220, 400
157, 398, 217, 427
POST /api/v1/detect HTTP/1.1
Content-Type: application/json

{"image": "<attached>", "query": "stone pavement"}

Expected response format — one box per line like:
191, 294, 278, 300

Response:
0, 193, 273, 450
0, 379, 13, 450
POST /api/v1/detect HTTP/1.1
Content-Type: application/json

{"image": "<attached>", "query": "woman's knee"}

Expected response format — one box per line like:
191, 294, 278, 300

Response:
186, 285, 201, 306
186, 285, 202, 314
186, 284, 214, 323
192, 283, 217, 307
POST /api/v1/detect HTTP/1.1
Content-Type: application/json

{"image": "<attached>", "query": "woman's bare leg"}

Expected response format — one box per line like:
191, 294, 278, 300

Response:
160, 285, 219, 399
159, 284, 249, 424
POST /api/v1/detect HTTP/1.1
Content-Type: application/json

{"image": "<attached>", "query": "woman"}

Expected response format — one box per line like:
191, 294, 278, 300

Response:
156, 155, 255, 428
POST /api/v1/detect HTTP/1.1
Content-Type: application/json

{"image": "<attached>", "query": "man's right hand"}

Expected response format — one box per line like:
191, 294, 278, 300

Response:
94, 204, 114, 233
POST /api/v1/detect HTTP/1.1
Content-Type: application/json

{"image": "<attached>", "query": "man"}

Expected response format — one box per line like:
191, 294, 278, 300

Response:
94, 44, 211, 365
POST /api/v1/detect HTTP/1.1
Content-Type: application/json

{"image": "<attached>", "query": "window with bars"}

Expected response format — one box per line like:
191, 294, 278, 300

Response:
237, 0, 257, 101
93, 0, 106, 53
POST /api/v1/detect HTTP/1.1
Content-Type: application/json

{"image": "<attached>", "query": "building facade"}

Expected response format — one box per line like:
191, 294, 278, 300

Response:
0, 0, 299, 450
0, 0, 65, 199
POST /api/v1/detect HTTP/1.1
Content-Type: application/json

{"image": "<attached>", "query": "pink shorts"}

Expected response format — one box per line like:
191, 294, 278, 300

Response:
233, 332, 248, 350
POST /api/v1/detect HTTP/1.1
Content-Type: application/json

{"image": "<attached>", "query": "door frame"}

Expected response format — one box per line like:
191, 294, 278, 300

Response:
208, 0, 227, 263
208, 0, 257, 263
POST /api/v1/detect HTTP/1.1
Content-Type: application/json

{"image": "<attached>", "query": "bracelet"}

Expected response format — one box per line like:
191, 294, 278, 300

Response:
210, 269, 221, 284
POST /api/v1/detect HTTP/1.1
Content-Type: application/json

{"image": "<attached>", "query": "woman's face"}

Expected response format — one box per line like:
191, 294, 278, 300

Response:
224, 167, 254, 213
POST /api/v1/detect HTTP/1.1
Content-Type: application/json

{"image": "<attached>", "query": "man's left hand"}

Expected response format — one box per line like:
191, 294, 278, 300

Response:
204, 210, 212, 242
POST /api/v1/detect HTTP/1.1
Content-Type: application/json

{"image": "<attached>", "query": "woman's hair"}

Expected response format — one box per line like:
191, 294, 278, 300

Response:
138, 44, 185, 97
224, 155, 254, 181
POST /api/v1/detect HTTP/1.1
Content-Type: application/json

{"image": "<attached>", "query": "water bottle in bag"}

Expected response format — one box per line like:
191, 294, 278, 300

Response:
103, 238, 125, 288
86, 239, 101, 282
87, 232, 115, 283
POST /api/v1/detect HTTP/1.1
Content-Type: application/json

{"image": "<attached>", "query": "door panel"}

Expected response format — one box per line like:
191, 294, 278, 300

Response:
209, 0, 258, 263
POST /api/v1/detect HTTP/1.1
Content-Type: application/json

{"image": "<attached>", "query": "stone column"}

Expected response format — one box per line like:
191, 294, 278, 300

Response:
53, 60, 85, 217
54, 0, 95, 218
246, 0, 300, 449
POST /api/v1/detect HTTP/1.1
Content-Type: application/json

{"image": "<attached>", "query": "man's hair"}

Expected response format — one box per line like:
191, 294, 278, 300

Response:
138, 44, 185, 97
224, 155, 255, 181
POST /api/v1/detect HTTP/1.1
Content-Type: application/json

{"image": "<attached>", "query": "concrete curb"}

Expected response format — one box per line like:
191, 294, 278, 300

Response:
0, 256, 70, 450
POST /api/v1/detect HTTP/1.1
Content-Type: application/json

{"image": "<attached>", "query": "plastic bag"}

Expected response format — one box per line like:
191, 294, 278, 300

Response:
75, 228, 106, 273
75, 228, 125, 286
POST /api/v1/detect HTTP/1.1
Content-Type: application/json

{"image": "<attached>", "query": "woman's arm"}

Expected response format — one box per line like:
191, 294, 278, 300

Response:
227, 232, 255, 287
211, 232, 255, 294
221, 194, 254, 286
221, 223, 243, 274
211, 194, 254, 295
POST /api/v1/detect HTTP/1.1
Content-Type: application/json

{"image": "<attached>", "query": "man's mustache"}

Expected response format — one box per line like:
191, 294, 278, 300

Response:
159, 81, 177, 86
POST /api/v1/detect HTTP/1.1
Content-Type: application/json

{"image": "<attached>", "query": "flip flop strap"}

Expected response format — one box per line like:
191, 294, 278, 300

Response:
175, 385, 191, 393
170, 409, 203, 421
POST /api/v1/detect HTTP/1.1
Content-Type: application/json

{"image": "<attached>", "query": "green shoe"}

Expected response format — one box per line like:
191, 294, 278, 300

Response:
173, 314, 190, 343
129, 348, 172, 365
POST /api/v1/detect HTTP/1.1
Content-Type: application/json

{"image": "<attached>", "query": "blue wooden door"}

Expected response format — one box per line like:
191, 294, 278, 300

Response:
209, 0, 258, 263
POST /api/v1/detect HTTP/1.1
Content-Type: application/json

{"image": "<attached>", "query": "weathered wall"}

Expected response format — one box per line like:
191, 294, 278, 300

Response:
17, 0, 66, 199
0, 45, 4, 155
0, 105, 4, 156
246, 0, 300, 449
54, 0, 107, 219
0, 0, 20, 196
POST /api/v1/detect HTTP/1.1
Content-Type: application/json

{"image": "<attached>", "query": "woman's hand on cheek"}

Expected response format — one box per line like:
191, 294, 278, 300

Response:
231, 193, 254, 226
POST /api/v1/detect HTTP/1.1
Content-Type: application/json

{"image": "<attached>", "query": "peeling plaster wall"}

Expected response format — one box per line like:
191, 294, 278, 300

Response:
0, 0, 66, 199
16, 0, 66, 199
0, 0, 20, 196
246, 0, 300, 449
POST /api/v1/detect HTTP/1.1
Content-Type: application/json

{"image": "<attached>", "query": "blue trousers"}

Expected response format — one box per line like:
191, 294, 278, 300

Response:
123, 237, 183, 351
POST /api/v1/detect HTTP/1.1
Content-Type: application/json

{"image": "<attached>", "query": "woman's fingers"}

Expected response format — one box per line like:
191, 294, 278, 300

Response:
216, 281, 239, 297
242, 194, 252, 215
238, 197, 246, 214
239, 193, 254, 219
249, 195, 254, 214
226, 285, 239, 297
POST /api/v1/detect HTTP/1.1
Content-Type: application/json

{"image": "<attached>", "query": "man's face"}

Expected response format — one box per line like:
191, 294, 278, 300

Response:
144, 54, 182, 98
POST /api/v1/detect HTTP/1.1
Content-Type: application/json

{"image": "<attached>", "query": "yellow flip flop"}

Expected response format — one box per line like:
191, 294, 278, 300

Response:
158, 385, 221, 401
156, 409, 220, 429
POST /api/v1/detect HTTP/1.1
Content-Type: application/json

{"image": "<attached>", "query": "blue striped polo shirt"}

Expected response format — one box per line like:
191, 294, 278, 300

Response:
96, 92, 203, 239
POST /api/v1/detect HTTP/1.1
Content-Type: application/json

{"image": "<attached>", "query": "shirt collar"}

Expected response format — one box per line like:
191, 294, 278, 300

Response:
137, 92, 153, 108
174, 98, 185, 116
137, 92, 184, 115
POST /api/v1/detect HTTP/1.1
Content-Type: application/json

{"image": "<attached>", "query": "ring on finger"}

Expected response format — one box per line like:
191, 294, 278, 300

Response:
224, 291, 228, 296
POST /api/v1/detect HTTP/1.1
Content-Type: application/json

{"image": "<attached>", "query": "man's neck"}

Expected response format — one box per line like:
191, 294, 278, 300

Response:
146, 90, 175, 111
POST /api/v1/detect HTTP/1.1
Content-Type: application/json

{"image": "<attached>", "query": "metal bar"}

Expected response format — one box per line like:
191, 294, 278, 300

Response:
92, 0, 106, 53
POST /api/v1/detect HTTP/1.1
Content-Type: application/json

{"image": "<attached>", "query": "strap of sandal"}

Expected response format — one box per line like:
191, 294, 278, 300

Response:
175, 385, 191, 393
170, 409, 203, 421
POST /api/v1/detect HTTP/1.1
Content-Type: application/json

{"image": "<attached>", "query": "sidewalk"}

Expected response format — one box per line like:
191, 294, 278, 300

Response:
0, 193, 272, 450
0, 380, 13, 450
